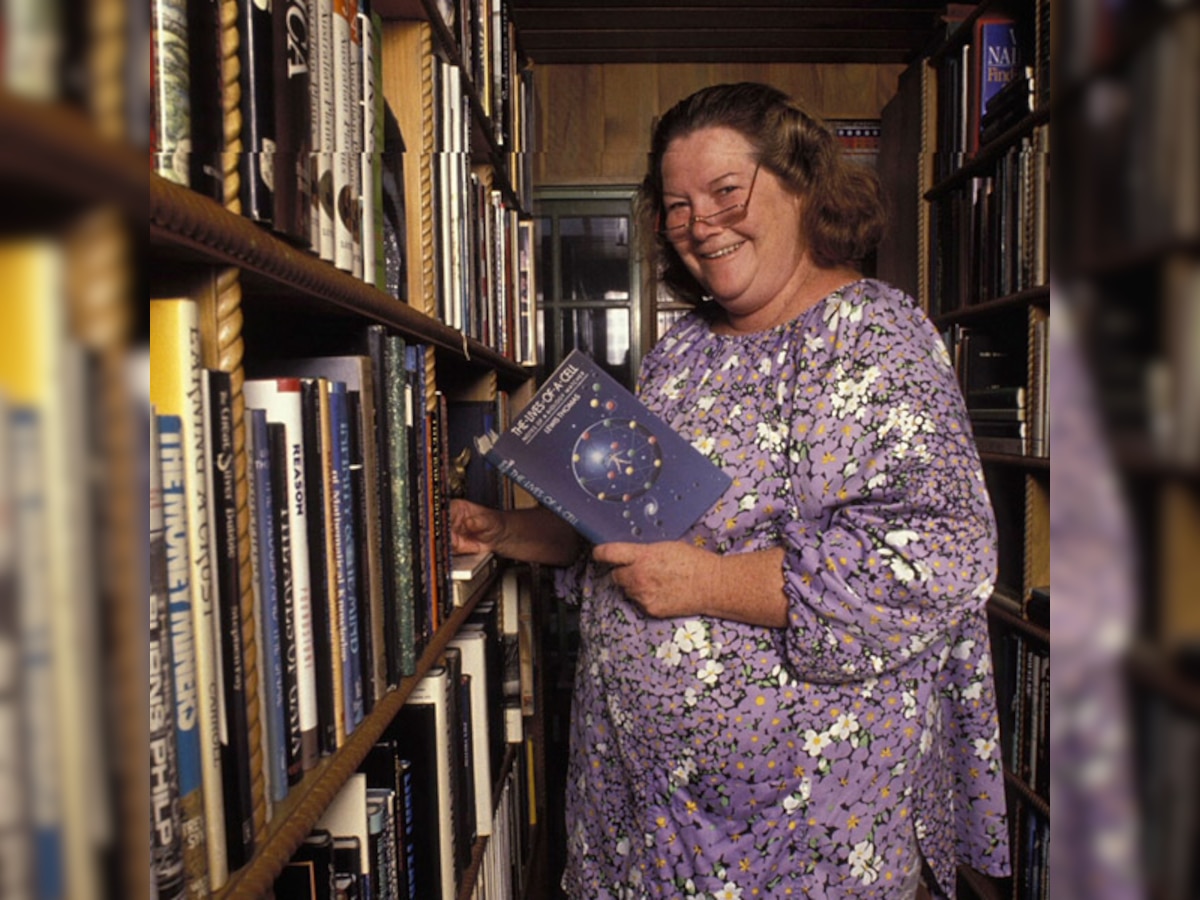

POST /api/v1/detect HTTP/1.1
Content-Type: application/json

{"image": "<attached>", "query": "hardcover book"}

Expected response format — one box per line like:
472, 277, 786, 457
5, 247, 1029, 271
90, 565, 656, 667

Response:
478, 350, 731, 544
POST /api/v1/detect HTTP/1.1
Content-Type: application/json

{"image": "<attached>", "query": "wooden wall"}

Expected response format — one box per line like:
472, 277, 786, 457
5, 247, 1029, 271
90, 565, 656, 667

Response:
532, 62, 906, 185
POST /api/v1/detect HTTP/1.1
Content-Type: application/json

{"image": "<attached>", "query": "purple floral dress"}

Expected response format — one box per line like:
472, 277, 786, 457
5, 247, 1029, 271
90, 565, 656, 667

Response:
555, 279, 1011, 899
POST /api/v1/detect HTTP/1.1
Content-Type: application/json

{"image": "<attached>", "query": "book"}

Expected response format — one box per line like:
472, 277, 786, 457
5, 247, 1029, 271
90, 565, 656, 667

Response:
151, 0, 191, 186
274, 0, 314, 244
447, 629, 494, 839
451, 550, 497, 608
150, 416, 187, 900
203, 369, 255, 869
971, 16, 1020, 153
478, 350, 731, 544
317, 773, 371, 897
244, 407, 289, 808
150, 298, 228, 888
156, 413, 211, 897
236, 0, 276, 223
276, 829, 336, 899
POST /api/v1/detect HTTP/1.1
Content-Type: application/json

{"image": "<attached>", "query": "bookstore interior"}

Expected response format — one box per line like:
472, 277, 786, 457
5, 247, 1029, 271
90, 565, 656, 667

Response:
0, 0, 1197, 897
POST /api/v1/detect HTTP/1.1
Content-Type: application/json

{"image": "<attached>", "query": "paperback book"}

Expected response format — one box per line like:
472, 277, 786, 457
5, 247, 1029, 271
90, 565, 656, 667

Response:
477, 350, 731, 545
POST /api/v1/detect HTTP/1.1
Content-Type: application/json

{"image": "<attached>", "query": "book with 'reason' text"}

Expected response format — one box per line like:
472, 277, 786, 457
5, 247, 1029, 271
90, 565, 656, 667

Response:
477, 350, 731, 544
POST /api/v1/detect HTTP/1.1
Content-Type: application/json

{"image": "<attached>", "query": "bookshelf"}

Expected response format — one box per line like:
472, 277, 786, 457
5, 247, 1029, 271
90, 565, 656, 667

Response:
881, 0, 1052, 895
144, 0, 545, 897
1058, 3, 1200, 898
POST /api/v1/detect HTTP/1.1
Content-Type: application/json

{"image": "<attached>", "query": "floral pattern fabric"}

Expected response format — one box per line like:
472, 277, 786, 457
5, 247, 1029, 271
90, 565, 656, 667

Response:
555, 280, 1011, 899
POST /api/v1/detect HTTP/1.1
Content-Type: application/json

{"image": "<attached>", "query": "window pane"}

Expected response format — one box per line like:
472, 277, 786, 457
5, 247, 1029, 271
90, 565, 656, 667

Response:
547, 306, 633, 390
536, 216, 552, 303
559, 216, 630, 303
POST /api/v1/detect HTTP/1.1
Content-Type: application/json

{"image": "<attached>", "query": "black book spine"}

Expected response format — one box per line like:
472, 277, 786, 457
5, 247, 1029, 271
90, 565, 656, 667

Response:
205, 370, 255, 868
300, 378, 337, 756
402, 343, 430, 656
363, 326, 399, 687
389, 702, 439, 900
274, 0, 313, 243
238, 0, 276, 223
346, 389, 375, 713
268, 422, 304, 785
186, 0, 225, 200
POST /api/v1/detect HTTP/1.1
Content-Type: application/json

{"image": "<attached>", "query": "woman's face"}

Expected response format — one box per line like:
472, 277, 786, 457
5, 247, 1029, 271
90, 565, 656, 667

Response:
660, 127, 809, 330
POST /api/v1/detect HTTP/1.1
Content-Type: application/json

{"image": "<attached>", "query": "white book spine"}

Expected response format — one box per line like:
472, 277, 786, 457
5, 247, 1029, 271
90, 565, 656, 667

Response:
448, 631, 494, 837
332, 0, 357, 272
408, 668, 458, 900
317, 0, 336, 262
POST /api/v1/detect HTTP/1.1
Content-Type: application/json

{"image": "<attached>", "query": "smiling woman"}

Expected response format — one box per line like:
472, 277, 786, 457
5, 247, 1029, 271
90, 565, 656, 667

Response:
451, 82, 1012, 900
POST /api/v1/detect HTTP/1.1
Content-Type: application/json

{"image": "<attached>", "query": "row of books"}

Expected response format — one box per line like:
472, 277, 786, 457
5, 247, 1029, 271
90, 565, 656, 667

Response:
151, 0, 391, 280
933, 13, 1025, 178
994, 625, 1050, 799
429, 56, 537, 361
942, 317, 1049, 459
0, 239, 126, 900
929, 123, 1048, 314
148, 293, 519, 896
275, 576, 536, 900
1008, 799, 1049, 900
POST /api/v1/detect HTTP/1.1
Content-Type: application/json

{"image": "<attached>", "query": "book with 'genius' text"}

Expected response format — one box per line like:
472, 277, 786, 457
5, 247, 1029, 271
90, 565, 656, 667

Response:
477, 350, 730, 544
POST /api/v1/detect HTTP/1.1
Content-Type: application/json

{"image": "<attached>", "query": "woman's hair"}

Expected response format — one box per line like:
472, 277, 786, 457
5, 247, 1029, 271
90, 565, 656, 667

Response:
636, 82, 887, 306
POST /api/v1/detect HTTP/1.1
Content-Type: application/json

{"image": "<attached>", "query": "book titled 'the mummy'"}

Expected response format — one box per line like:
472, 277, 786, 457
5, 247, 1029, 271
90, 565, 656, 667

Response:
477, 350, 731, 544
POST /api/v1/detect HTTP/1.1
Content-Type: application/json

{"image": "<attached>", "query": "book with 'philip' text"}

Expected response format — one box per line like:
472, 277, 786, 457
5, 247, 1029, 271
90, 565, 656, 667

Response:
477, 350, 731, 545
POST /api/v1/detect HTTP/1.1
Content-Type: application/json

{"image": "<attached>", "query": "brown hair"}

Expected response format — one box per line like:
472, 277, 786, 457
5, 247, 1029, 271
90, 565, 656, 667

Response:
636, 82, 887, 306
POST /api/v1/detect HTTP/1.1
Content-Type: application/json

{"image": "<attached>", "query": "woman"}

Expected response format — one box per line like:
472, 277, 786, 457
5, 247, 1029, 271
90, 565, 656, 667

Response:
451, 82, 1010, 898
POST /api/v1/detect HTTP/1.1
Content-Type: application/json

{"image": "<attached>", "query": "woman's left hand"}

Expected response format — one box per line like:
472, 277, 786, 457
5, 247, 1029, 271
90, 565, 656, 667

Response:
592, 540, 720, 619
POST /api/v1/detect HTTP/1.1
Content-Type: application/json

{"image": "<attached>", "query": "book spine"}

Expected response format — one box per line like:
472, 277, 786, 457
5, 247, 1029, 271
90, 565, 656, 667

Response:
205, 370, 255, 869
331, 0, 357, 272
151, 0, 191, 186
359, 1, 377, 287
345, 388, 384, 708
362, 327, 398, 689
266, 422, 304, 785
349, 1, 365, 281
274, 0, 314, 244
385, 335, 418, 676
300, 378, 338, 754
246, 408, 290, 806
238, 0, 277, 223
306, 0, 323, 252
158, 416, 211, 898
149, 300, 228, 889
150, 417, 188, 900
316, 0, 337, 261
186, 0, 226, 201
329, 382, 365, 734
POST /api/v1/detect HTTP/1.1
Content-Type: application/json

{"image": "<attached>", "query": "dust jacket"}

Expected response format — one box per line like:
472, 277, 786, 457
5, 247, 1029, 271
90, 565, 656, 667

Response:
478, 350, 731, 544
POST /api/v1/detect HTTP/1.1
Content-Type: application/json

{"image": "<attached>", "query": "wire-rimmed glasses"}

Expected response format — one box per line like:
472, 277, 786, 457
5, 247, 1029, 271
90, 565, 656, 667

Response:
658, 164, 760, 242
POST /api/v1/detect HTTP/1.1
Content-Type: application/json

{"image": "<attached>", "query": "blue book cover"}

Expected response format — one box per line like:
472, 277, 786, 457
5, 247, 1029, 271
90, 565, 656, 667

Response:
974, 17, 1020, 148
246, 407, 289, 803
328, 381, 365, 733
479, 350, 731, 545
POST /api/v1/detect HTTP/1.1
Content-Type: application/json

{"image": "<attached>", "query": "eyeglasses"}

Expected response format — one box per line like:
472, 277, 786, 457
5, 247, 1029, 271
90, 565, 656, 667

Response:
657, 164, 760, 242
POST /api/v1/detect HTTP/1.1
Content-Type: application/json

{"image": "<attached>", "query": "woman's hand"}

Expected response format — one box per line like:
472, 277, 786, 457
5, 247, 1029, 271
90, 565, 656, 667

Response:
593, 541, 788, 627
450, 498, 507, 555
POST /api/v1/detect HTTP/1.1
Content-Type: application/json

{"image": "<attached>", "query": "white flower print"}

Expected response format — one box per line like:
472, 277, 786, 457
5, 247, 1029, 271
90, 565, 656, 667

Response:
919, 728, 933, 754
848, 840, 881, 884
694, 435, 716, 455
656, 639, 683, 667
962, 681, 984, 701
675, 620, 708, 653
662, 368, 691, 400
867, 472, 888, 490
714, 881, 744, 900
756, 420, 787, 453
842, 459, 859, 478
721, 354, 740, 371
822, 295, 864, 334
888, 555, 916, 583
616, 836, 630, 856
973, 735, 998, 760
684, 687, 699, 707
951, 639, 977, 661
972, 577, 995, 600
829, 363, 881, 420
804, 333, 826, 353
758, 356, 773, 376
803, 728, 832, 757
770, 664, 792, 687
830, 712, 861, 740
697, 395, 717, 412
738, 493, 757, 512
697, 658, 724, 686
884, 528, 920, 549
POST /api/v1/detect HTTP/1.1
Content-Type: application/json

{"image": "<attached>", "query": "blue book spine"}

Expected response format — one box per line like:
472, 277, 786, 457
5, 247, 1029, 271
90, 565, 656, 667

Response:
158, 414, 210, 896
248, 409, 289, 803
328, 382, 365, 732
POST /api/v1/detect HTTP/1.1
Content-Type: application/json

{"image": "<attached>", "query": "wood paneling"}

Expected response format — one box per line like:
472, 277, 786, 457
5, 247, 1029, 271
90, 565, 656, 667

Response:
534, 62, 905, 185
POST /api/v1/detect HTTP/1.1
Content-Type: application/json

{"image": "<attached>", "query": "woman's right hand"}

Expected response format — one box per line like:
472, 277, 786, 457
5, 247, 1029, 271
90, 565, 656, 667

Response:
449, 498, 507, 555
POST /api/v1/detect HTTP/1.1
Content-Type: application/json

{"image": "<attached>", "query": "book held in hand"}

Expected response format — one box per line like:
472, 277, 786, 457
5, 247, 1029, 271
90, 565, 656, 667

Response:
477, 350, 731, 545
